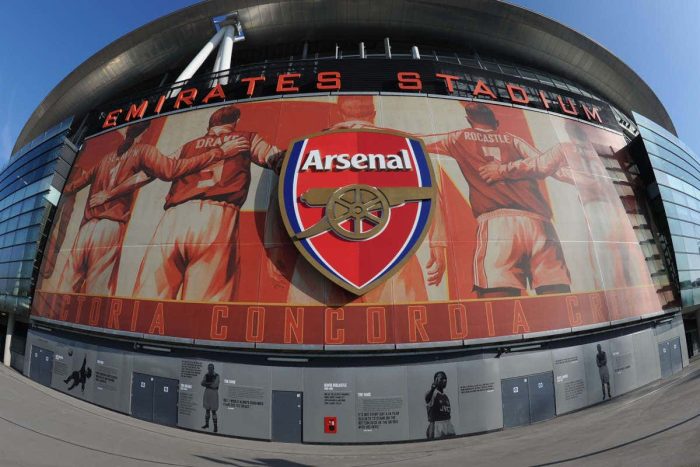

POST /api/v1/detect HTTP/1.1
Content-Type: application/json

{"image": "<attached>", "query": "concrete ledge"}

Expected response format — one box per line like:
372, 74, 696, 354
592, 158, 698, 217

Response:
142, 334, 194, 345
395, 340, 463, 350
464, 334, 524, 346
641, 310, 665, 320
378, 91, 428, 97
426, 93, 468, 100
282, 92, 331, 98
193, 339, 255, 349
570, 322, 611, 333
332, 91, 379, 95
611, 316, 643, 325
32, 317, 148, 339
523, 329, 570, 339
324, 343, 397, 351
255, 343, 324, 351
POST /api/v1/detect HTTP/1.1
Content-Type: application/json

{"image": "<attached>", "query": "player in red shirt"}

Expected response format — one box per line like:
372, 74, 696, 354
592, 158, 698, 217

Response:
425, 102, 571, 298
425, 371, 455, 439
58, 121, 245, 295
125, 105, 284, 301
478, 119, 648, 289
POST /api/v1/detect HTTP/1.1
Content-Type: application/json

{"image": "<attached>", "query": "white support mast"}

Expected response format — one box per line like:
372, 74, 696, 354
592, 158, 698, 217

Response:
172, 13, 245, 95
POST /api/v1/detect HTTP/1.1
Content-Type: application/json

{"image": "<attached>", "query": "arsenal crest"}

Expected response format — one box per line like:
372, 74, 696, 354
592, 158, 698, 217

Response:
279, 129, 435, 295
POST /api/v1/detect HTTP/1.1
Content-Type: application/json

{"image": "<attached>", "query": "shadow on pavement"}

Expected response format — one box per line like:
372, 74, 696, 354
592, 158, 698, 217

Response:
533, 412, 700, 466
193, 455, 311, 466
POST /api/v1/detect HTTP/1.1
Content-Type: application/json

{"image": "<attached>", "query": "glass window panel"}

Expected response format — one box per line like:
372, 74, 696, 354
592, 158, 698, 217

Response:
30, 209, 45, 225
664, 203, 677, 217
10, 245, 22, 260
500, 65, 518, 76
6, 216, 18, 232
13, 229, 27, 245
27, 226, 40, 243
681, 221, 696, 237
669, 176, 684, 192
21, 197, 36, 212
18, 213, 32, 229
655, 171, 669, 186
23, 244, 36, 260
518, 68, 537, 80
9, 203, 21, 218
33, 196, 47, 210
18, 279, 32, 297
668, 218, 681, 233
19, 261, 33, 277
7, 262, 20, 277
689, 254, 700, 270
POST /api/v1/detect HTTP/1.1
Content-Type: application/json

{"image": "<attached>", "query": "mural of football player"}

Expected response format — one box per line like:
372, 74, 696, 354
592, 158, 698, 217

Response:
596, 344, 612, 400
478, 119, 649, 289
63, 355, 92, 392
270, 95, 447, 304
125, 105, 284, 301
424, 102, 571, 298
58, 121, 244, 295
201, 363, 220, 432
425, 371, 455, 439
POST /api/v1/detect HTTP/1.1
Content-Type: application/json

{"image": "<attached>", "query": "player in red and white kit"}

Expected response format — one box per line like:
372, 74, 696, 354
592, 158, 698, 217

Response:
424, 371, 455, 439
479, 119, 649, 289
129, 105, 283, 301
58, 121, 245, 295
425, 103, 571, 298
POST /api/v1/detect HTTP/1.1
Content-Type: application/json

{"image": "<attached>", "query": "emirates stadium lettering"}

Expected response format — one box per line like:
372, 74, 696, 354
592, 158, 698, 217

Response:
98, 68, 612, 133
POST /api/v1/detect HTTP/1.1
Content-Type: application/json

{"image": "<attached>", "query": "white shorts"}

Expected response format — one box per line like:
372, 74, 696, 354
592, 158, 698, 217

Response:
59, 218, 125, 295
473, 209, 570, 291
134, 200, 240, 301
427, 420, 456, 439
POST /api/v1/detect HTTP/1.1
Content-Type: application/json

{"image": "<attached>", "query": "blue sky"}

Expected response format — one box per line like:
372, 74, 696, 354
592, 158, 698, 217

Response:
1, 1, 698, 161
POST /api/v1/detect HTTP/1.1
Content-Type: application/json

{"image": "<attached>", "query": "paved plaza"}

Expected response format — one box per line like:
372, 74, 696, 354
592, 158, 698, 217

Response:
0, 361, 699, 467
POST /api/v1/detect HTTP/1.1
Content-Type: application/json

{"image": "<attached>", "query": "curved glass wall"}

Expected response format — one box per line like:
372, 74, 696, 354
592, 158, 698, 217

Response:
635, 112, 700, 307
0, 120, 76, 316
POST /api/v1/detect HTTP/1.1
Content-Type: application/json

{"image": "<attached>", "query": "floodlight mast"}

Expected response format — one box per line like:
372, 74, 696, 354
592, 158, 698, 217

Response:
171, 13, 245, 95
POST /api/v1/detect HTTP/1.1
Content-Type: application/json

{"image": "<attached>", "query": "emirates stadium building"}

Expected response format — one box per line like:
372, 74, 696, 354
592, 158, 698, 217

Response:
2, 0, 697, 443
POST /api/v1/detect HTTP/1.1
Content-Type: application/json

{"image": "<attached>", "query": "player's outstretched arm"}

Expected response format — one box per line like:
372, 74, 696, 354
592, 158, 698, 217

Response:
423, 132, 457, 158
425, 382, 438, 404
479, 141, 573, 184
138, 138, 249, 181
426, 169, 448, 286
64, 165, 97, 195
249, 134, 285, 173
89, 171, 152, 208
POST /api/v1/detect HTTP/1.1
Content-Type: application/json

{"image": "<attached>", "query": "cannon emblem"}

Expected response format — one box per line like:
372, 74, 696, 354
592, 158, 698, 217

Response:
279, 129, 435, 295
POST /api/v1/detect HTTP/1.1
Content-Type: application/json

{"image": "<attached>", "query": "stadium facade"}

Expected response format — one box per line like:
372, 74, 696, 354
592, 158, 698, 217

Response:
2, 0, 697, 443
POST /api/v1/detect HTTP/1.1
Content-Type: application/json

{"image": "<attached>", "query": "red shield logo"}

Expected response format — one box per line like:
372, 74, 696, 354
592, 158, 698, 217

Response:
279, 129, 435, 295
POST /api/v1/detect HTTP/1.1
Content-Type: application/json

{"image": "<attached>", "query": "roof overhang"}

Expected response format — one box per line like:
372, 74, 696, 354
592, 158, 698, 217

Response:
13, 0, 675, 153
